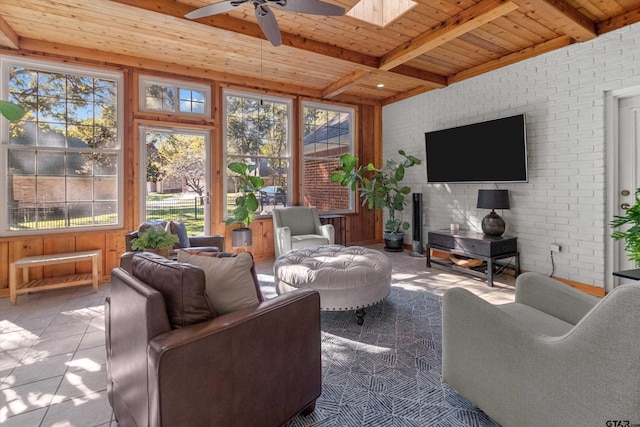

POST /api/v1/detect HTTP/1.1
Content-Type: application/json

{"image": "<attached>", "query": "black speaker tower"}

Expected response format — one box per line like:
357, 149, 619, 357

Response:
412, 193, 424, 255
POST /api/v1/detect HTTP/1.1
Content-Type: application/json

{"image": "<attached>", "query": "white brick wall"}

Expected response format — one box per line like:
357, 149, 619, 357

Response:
382, 22, 640, 288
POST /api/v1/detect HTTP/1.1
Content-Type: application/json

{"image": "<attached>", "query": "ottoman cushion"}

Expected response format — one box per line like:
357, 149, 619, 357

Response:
274, 245, 392, 311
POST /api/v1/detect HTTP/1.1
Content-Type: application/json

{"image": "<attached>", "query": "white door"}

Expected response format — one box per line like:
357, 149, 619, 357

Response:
139, 125, 211, 235
612, 95, 640, 284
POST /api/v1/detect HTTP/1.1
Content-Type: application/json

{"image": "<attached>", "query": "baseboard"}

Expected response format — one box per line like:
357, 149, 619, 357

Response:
425, 248, 606, 297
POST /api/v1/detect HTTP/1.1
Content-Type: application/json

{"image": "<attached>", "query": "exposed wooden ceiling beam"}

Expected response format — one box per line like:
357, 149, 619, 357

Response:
0, 14, 19, 49
378, 0, 519, 71
512, 0, 596, 42
448, 35, 573, 84
107, 0, 446, 88
322, 69, 371, 99
390, 65, 447, 88
598, 7, 640, 35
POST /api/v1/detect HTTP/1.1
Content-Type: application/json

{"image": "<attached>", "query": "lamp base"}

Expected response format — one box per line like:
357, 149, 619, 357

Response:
481, 211, 505, 236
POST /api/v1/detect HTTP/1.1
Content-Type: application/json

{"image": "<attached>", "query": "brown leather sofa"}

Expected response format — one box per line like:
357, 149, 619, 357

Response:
106, 253, 322, 427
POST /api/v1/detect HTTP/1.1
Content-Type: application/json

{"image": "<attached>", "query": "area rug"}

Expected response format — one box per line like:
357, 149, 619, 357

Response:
259, 280, 500, 427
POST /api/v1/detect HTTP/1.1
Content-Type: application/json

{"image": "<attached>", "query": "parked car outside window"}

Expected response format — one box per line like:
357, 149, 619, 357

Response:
260, 186, 287, 210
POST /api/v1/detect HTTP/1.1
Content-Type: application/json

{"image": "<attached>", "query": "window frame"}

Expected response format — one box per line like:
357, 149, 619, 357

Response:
138, 74, 211, 117
301, 101, 355, 214
0, 56, 124, 236
222, 88, 292, 219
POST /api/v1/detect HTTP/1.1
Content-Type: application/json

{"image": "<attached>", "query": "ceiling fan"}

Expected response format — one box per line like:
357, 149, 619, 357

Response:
185, 0, 346, 47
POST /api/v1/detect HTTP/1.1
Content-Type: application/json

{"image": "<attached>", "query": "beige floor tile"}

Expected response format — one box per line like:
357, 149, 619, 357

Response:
0, 353, 72, 391
0, 348, 29, 371
0, 406, 47, 426
78, 330, 106, 351
20, 335, 83, 364
54, 366, 108, 404
68, 346, 106, 374
0, 376, 61, 420
41, 390, 113, 427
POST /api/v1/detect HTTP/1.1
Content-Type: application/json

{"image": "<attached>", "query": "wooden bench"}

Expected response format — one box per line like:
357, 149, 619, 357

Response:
9, 249, 102, 305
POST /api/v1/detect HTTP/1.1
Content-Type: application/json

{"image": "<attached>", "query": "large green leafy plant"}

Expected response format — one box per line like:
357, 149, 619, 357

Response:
611, 187, 640, 264
130, 228, 179, 250
226, 161, 265, 228
331, 150, 421, 233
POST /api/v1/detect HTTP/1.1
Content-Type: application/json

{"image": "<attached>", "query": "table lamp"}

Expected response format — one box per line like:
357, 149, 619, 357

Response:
477, 189, 510, 236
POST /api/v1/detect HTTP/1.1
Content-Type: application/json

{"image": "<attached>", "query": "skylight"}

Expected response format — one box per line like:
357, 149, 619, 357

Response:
346, 0, 416, 27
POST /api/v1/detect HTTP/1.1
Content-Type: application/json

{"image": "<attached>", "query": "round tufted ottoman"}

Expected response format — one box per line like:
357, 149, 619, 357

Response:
274, 245, 392, 324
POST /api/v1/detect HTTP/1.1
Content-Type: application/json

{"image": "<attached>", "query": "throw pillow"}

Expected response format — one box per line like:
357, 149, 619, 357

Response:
132, 252, 216, 328
166, 220, 190, 249
177, 251, 262, 316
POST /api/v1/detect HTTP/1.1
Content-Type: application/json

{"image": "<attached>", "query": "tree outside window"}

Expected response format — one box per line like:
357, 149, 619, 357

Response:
224, 91, 290, 217
3, 61, 122, 232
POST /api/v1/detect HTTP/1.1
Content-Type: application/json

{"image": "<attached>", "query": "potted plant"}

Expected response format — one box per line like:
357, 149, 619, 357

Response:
226, 161, 265, 248
331, 150, 421, 252
611, 187, 640, 264
130, 227, 179, 258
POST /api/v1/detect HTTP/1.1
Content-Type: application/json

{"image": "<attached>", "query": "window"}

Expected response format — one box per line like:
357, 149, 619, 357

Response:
302, 102, 354, 213
1, 57, 123, 234
139, 75, 211, 116
223, 90, 291, 217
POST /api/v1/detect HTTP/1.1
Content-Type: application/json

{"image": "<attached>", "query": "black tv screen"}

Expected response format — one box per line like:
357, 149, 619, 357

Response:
425, 114, 528, 183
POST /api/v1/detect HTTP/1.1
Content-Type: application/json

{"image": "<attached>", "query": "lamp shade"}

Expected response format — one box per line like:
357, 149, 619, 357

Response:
477, 189, 510, 210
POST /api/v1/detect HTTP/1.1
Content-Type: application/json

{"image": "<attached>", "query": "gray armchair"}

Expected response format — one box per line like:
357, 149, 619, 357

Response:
121, 220, 225, 273
273, 206, 334, 258
442, 272, 640, 426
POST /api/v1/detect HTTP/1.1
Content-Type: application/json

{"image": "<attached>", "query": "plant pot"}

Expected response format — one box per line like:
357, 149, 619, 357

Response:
143, 247, 170, 259
383, 231, 405, 252
232, 227, 252, 248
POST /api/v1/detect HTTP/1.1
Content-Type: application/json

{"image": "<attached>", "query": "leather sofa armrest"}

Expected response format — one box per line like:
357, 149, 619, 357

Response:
514, 272, 600, 325
119, 251, 135, 274
188, 235, 225, 251
146, 288, 321, 426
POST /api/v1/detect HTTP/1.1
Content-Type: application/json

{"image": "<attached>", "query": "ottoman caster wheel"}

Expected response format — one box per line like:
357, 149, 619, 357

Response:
356, 308, 366, 325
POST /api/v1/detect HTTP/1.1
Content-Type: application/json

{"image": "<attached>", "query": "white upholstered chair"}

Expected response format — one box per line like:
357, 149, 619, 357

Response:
442, 272, 640, 426
272, 206, 334, 258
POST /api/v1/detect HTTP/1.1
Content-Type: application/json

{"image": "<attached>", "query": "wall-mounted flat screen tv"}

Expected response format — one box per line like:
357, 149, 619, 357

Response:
424, 114, 528, 183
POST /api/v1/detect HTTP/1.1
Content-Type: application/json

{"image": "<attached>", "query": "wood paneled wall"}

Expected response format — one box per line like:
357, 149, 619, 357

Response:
0, 47, 383, 293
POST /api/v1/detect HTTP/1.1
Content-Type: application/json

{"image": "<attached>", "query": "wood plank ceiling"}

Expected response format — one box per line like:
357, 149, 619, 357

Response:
0, 0, 639, 105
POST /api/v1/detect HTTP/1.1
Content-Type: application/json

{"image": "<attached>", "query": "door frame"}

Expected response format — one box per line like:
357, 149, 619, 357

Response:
137, 123, 212, 234
605, 84, 640, 291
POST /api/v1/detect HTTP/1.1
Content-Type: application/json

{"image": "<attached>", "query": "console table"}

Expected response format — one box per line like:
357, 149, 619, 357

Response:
426, 229, 519, 286
319, 214, 347, 246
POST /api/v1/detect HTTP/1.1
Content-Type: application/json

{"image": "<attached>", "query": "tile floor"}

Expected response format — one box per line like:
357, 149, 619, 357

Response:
0, 245, 517, 426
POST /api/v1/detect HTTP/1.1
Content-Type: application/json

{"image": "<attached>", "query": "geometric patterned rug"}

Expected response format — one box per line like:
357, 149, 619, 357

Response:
260, 282, 501, 427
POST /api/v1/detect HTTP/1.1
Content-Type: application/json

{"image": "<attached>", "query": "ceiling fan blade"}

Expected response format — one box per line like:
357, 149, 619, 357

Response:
255, 5, 282, 47
269, 0, 345, 16
185, 1, 244, 19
